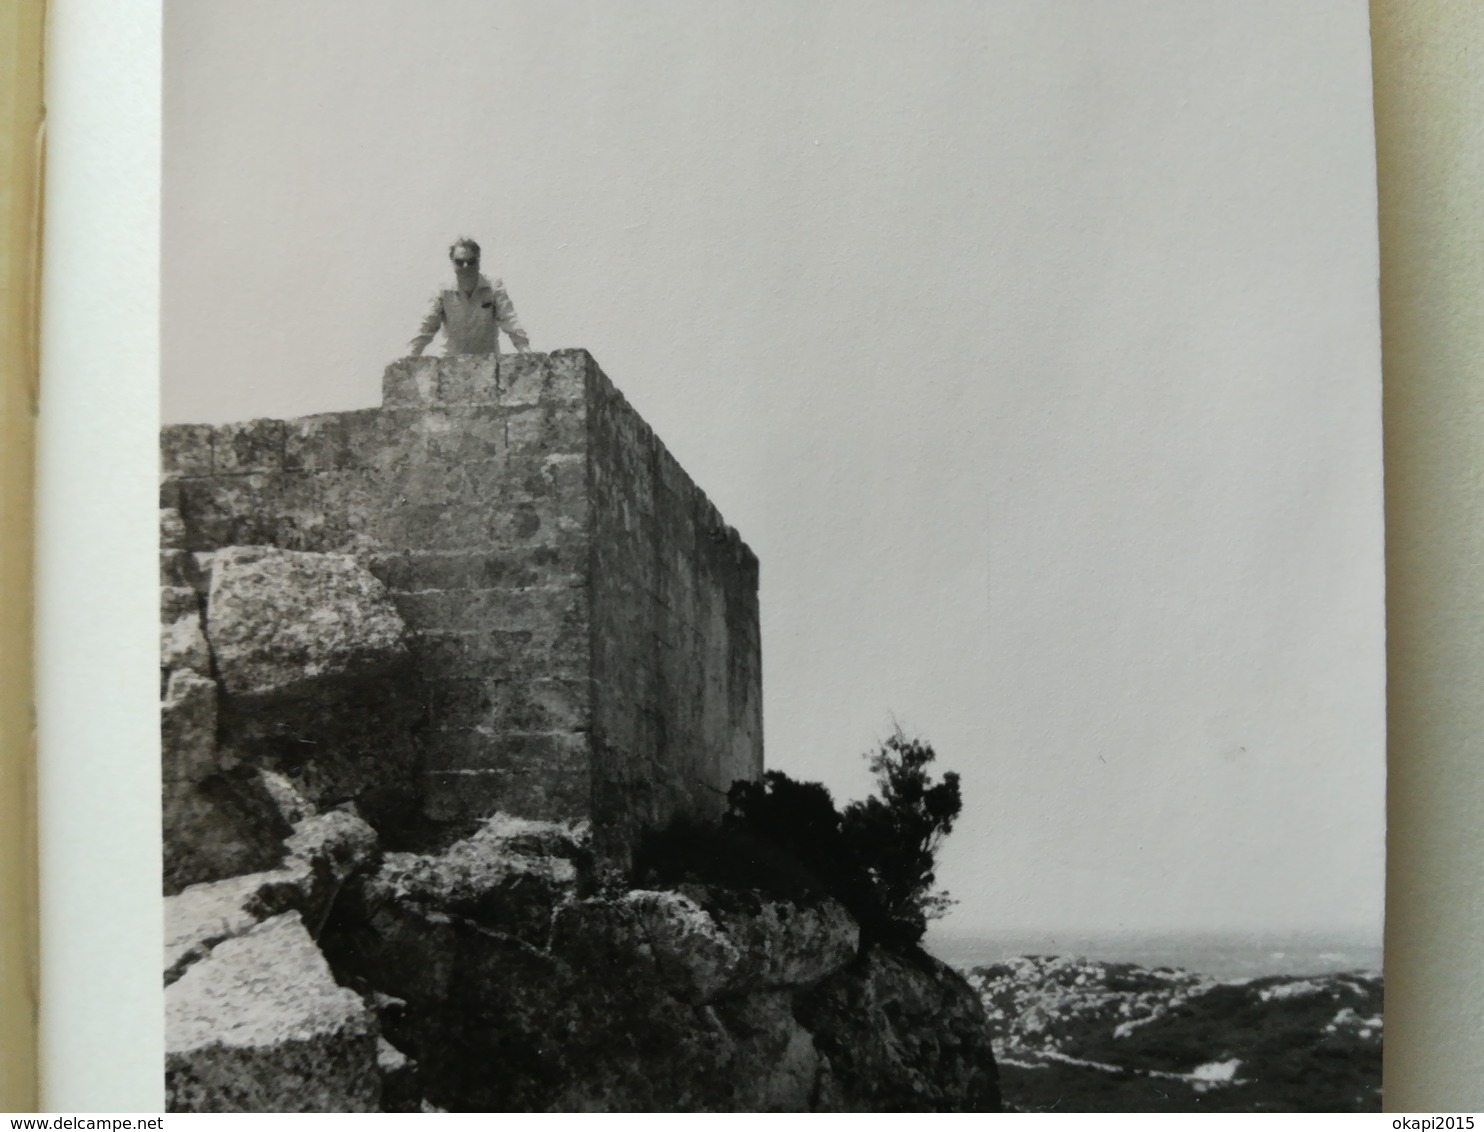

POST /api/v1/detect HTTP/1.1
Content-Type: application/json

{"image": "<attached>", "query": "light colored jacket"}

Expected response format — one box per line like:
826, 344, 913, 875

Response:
409, 273, 528, 357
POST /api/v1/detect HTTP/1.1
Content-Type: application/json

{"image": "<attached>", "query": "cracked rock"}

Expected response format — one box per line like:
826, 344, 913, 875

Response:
166, 911, 381, 1113
203, 546, 408, 700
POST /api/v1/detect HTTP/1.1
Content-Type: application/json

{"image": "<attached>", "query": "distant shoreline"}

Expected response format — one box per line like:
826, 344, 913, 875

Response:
967, 955, 1384, 1112
925, 929, 1383, 982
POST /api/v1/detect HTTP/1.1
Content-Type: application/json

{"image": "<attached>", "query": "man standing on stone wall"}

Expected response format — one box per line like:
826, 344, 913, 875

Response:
408, 237, 531, 358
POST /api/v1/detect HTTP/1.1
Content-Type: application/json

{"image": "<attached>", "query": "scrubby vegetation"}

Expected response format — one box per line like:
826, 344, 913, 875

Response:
637, 730, 963, 949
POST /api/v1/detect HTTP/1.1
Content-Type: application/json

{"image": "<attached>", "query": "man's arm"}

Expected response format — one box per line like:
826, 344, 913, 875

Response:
408, 293, 444, 357
491, 278, 530, 352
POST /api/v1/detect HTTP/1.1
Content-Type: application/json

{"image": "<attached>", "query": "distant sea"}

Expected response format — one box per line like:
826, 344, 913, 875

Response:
924, 928, 1384, 981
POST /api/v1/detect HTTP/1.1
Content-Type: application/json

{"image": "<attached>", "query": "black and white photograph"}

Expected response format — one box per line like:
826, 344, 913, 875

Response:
156, 1, 1386, 1112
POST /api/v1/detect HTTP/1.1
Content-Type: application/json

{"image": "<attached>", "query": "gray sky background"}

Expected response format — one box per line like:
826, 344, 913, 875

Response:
163, 0, 1385, 937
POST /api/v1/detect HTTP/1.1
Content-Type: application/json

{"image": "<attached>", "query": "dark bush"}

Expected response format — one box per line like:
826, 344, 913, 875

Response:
633, 814, 829, 906
840, 732, 962, 941
724, 772, 845, 877
723, 731, 963, 948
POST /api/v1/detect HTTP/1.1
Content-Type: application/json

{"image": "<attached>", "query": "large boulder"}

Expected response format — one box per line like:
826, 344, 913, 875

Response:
166, 912, 381, 1113
198, 546, 426, 836
202, 546, 407, 699
357, 814, 587, 949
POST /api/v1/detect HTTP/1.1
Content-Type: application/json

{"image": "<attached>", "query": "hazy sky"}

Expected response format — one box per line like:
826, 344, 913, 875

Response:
163, 0, 1385, 937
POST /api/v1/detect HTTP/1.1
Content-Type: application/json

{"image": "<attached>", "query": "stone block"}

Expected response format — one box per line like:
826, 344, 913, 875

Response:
420, 770, 513, 825
404, 629, 469, 672
432, 355, 501, 404
505, 404, 587, 455
423, 677, 590, 735
425, 729, 590, 777
501, 351, 585, 407
205, 546, 409, 699
506, 495, 590, 546
422, 769, 588, 825
259, 769, 316, 825
282, 409, 381, 473
164, 810, 380, 991
383, 460, 468, 508
165, 912, 380, 1112
423, 732, 591, 824
404, 406, 509, 465
497, 678, 590, 733
298, 471, 385, 549
548, 888, 857, 1008
174, 474, 279, 550
394, 587, 587, 651
471, 451, 587, 507
376, 499, 503, 553
161, 424, 215, 477
453, 631, 588, 685
213, 419, 286, 475
381, 356, 443, 408
372, 544, 584, 593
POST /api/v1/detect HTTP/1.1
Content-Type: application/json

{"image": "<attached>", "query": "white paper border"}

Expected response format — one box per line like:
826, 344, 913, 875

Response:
36, 0, 165, 1110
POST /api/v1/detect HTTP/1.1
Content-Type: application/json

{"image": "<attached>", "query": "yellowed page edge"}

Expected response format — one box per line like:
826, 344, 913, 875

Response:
1373, 0, 1484, 1110
0, 0, 45, 1115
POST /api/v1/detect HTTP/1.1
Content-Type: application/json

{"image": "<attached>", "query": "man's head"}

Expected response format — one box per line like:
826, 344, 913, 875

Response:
449, 238, 481, 270
449, 237, 481, 294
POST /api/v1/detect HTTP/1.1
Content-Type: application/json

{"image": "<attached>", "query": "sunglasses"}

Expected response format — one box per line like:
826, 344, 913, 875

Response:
453, 257, 478, 267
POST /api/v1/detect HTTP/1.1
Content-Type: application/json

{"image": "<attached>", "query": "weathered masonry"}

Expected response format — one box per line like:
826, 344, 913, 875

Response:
161, 351, 762, 860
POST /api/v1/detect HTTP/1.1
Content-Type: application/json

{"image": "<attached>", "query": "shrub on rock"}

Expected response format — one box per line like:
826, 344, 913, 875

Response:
721, 730, 962, 948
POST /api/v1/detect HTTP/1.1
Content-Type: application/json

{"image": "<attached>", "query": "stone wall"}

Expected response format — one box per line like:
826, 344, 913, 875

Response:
587, 379, 762, 856
161, 350, 761, 861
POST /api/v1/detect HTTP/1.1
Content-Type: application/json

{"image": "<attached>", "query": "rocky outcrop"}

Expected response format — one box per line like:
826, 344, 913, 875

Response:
161, 794, 1002, 1112
800, 947, 1004, 1111
163, 800, 1001, 1112
160, 543, 422, 894
312, 815, 998, 1111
